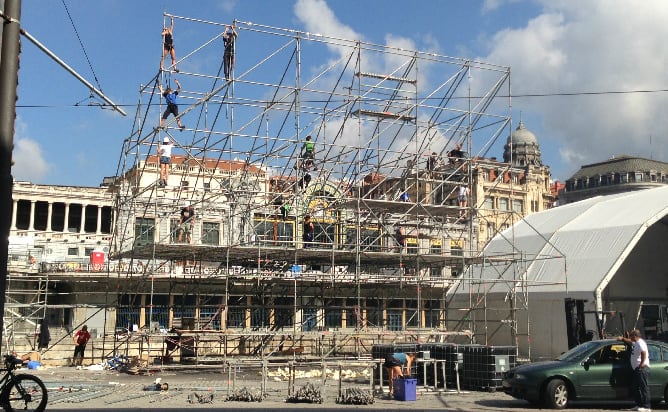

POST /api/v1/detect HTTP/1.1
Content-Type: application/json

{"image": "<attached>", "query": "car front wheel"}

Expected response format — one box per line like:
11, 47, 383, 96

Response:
544, 378, 569, 409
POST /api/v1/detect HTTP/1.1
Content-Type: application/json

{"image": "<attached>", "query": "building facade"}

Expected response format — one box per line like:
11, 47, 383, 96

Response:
559, 155, 668, 204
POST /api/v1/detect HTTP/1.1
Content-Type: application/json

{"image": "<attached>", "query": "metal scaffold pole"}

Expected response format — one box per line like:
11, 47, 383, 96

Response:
0, 0, 22, 350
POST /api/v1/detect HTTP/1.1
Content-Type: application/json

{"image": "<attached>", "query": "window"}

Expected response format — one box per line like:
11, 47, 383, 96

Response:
180, 180, 189, 190
313, 220, 335, 247
254, 219, 294, 246
302, 308, 318, 331
359, 229, 381, 252
512, 199, 523, 213
487, 223, 495, 241
593, 344, 627, 364
499, 198, 509, 211
634, 172, 643, 182
274, 298, 293, 328
227, 308, 245, 328
170, 218, 180, 243
325, 309, 342, 328
146, 295, 170, 330
430, 242, 442, 255
199, 306, 221, 330
67, 247, 79, 256
451, 239, 464, 256
203, 182, 211, 192
84, 248, 94, 256
387, 310, 402, 331
366, 300, 382, 328
251, 307, 269, 328
201, 222, 220, 245
134, 217, 155, 247
483, 197, 494, 210
406, 238, 418, 255
648, 344, 662, 362
424, 300, 441, 327
662, 345, 668, 361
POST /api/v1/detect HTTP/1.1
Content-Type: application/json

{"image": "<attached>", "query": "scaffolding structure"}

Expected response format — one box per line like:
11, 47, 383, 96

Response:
101, 14, 548, 363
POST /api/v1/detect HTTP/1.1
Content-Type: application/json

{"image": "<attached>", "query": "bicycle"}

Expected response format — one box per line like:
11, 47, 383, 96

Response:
0, 354, 47, 412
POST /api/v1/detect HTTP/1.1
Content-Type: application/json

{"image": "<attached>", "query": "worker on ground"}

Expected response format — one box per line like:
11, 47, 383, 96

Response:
383, 352, 416, 397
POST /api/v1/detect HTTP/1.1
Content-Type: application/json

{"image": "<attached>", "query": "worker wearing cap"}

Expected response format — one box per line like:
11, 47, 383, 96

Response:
158, 137, 173, 188
178, 202, 195, 243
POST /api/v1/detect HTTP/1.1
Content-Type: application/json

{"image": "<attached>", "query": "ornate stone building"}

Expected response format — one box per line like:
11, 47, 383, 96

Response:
560, 156, 668, 204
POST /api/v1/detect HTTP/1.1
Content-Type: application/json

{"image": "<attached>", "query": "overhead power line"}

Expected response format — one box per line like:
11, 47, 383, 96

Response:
15, 86, 668, 111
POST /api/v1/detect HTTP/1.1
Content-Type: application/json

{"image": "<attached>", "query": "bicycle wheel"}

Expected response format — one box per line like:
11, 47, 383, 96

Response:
2, 374, 47, 412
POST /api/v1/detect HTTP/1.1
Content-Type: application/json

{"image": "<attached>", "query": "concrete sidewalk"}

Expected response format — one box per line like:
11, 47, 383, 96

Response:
25, 364, 639, 411
24, 364, 528, 411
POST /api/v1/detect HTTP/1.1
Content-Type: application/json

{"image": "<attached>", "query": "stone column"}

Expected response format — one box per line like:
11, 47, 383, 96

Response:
46, 201, 53, 232
63, 203, 70, 233
96, 205, 102, 234
80, 204, 87, 234
28, 200, 35, 231
10, 199, 17, 230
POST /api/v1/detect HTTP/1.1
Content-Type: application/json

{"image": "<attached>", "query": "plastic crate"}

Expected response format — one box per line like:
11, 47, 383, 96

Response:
393, 377, 417, 401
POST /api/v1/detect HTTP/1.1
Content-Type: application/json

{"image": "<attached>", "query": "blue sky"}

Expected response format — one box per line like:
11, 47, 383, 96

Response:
14, 0, 668, 186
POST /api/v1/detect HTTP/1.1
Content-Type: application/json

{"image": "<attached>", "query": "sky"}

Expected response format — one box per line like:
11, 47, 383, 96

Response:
12, 0, 668, 187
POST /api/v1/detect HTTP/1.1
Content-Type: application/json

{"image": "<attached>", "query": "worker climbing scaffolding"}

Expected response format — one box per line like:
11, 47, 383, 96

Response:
297, 135, 316, 171
160, 15, 179, 72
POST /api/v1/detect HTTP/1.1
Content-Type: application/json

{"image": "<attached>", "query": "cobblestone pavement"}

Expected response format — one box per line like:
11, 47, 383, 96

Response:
23, 365, 668, 411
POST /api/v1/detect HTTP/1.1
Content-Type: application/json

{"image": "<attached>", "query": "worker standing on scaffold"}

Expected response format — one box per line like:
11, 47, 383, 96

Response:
161, 16, 179, 72
222, 24, 238, 81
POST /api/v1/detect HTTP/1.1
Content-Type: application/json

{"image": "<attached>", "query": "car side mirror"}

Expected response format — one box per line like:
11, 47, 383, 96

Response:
584, 357, 596, 367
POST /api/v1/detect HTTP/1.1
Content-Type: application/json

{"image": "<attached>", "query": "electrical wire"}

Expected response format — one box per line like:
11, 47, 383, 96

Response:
15, 86, 668, 111
61, 0, 103, 92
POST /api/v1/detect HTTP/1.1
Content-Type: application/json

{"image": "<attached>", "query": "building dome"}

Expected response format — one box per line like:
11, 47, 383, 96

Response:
509, 121, 538, 145
503, 120, 543, 166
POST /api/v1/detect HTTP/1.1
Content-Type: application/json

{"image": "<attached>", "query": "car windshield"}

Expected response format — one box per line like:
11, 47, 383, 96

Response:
556, 341, 601, 362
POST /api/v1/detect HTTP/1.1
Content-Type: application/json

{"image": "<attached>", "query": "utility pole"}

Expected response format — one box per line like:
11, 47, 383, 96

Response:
0, 0, 22, 349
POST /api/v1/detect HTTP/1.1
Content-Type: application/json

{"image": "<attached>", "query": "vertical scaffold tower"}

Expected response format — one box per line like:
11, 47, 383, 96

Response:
109, 14, 517, 362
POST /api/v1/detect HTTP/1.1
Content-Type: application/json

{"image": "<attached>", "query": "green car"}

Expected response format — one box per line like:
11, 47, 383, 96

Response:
502, 339, 668, 409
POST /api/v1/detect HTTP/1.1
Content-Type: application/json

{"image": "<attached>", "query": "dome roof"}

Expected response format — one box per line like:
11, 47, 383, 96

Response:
510, 121, 538, 145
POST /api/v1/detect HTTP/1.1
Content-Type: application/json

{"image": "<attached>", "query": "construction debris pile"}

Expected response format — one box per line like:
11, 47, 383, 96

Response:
337, 387, 375, 405
187, 392, 215, 404
285, 382, 323, 404
225, 387, 265, 402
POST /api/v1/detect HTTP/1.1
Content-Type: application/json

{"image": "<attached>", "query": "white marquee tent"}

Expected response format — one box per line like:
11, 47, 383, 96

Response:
447, 185, 668, 359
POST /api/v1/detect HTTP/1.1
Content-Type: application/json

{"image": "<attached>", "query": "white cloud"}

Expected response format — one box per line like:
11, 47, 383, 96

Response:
294, 0, 360, 44
13, 137, 51, 182
218, 0, 237, 14
479, 0, 668, 176
483, 0, 523, 13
